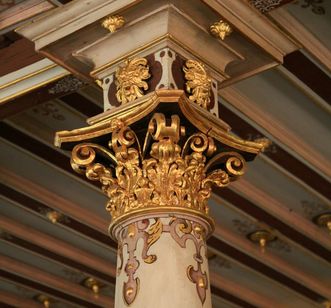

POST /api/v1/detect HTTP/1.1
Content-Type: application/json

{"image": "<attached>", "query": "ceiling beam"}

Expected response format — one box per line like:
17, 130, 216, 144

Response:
269, 8, 331, 73
210, 272, 279, 308
219, 86, 331, 181
0, 290, 40, 308
0, 254, 114, 307
218, 99, 331, 201
231, 179, 331, 256
0, 0, 56, 34
0, 215, 116, 283
213, 220, 331, 300
283, 51, 331, 106
0, 75, 86, 120
0, 39, 43, 77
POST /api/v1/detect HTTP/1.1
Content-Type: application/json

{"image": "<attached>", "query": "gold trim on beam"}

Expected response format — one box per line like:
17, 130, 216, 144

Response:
0, 71, 69, 105
0, 63, 57, 91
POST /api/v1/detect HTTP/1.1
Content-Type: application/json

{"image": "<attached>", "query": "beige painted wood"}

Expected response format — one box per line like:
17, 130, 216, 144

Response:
219, 86, 331, 180
201, 0, 298, 62
17, 0, 142, 50
269, 8, 331, 72
0, 254, 114, 307
213, 219, 331, 301
0, 290, 41, 308
0, 215, 116, 280
210, 272, 279, 308
114, 216, 212, 308
231, 178, 331, 253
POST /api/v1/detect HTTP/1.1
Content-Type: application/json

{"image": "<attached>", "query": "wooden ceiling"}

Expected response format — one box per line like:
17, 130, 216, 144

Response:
0, 0, 331, 307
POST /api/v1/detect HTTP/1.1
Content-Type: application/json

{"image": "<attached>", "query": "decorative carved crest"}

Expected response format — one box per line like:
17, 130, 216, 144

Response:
183, 60, 212, 110
115, 58, 151, 104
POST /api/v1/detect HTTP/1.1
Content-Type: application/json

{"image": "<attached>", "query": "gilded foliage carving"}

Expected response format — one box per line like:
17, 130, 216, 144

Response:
169, 218, 209, 304
210, 20, 232, 40
71, 113, 246, 222
115, 58, 151, 104
183, 60, 212, 110
101, 15, 125, 32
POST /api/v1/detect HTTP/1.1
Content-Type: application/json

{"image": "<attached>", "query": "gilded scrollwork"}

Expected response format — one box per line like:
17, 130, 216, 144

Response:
118, 219, 162, 305
183, 60, 212, 110
117, 217, 209, 305
169, 218, 208, 304
70, 114, 246, 221
115, 58, 151, 104
70, 113, 246, 222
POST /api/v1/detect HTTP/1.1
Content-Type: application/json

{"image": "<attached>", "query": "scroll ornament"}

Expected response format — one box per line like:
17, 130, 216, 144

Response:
70, 113, 246, 222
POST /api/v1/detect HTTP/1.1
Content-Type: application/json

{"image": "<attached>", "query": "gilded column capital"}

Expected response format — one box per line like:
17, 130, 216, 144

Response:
56, 86, 264, 233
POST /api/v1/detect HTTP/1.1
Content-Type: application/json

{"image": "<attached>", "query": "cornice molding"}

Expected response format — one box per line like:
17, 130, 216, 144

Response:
16, 0, 141, 50
269, 7, 331, 73
0, 59, 69, 104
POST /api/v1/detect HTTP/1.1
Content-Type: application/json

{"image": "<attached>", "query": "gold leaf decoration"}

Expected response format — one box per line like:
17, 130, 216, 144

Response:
210, 20, 232, 40
115, 58, 151, 104
101, 15, 125, 32
70, 113, 246, 222
183, 60, 212, 110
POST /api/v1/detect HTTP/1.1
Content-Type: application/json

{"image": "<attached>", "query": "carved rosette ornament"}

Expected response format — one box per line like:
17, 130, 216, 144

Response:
55, 57, 265, 307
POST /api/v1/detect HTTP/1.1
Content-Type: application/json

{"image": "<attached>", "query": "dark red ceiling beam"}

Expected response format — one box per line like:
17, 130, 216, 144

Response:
208, 236, 325, 303
0, 183, 114, 248
0, 271, 102, 308
283, 50, 331, 105
0, 38, 43, 77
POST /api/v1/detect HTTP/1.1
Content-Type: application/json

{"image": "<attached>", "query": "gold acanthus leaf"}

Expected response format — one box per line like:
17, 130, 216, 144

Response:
115, 58, 151, 105
70, 113, 247, 222
183, 60, 212, 110
210, 20, 232, 40
101, 15, 125, 33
